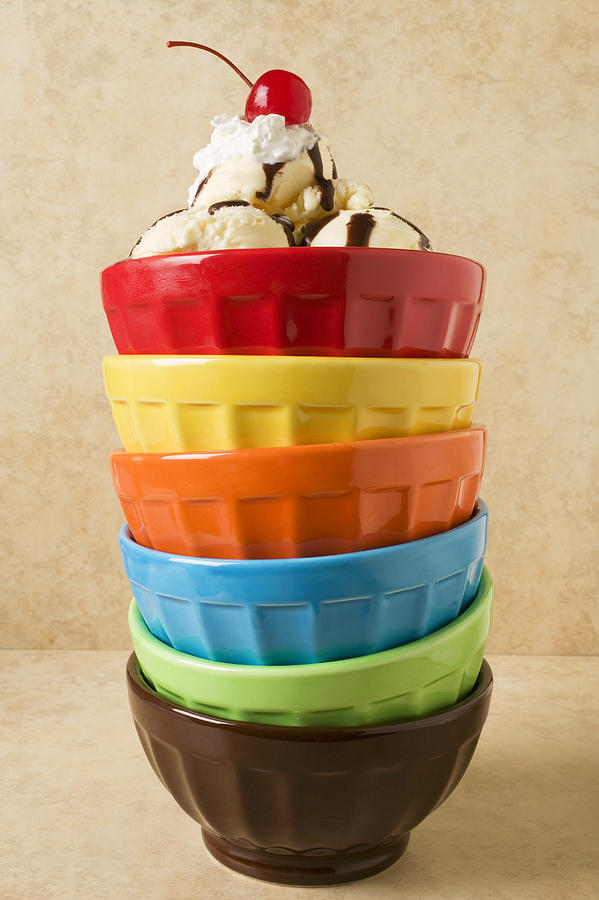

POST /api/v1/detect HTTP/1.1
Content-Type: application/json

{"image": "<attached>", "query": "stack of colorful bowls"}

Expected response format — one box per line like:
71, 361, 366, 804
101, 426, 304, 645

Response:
102, 246, 493, 886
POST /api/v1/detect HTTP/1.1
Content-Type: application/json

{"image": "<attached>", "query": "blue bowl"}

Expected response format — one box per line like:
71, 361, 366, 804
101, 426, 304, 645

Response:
118, 500, 488, 665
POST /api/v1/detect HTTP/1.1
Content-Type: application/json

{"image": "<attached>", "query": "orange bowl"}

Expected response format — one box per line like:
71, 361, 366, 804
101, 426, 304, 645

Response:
110, 427, 486, 559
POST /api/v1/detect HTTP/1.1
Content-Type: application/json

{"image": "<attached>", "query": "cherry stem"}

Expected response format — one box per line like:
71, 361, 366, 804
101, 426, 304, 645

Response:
166, 41, 253, 88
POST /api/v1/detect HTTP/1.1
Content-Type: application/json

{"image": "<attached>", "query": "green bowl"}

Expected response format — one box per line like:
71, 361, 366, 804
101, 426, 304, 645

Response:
129, 567, 493, 727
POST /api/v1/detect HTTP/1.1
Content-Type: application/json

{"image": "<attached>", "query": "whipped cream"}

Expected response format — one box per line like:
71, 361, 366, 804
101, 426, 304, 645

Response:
188, 114, 319, 205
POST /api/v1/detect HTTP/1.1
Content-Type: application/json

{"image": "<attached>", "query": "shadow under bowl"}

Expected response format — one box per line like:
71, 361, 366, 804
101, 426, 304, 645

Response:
127, 653, 493, 886
102, 247, 485, 358
119, 500, 488, 664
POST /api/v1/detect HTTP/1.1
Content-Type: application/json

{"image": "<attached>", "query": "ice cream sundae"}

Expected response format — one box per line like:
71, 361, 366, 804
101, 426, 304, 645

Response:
130, 41, 430, 255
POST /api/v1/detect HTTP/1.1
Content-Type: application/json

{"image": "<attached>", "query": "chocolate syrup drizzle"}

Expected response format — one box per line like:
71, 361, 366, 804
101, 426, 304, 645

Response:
270, 214, 295, 246
307, 144, 335, 211
345, 212, 376, 247
300, 212, 340, 246
192, 168, 215, 204
256, 163, 285, 201
208, 200, 250, 214
193, 143, 338, 218
372, 207, 432, 250
129, 208, 186, 256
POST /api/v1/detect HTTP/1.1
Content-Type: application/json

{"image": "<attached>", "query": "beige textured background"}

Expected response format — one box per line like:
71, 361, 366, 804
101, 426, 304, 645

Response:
2, 0, 598, 652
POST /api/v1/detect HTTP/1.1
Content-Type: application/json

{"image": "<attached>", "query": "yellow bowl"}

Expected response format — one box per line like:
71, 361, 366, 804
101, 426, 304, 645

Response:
103, 355, 481, 452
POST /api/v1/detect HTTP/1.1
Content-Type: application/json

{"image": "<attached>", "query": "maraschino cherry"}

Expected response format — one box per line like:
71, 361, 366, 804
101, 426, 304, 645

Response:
245, 70, 311, 125
167, 41, 312, 126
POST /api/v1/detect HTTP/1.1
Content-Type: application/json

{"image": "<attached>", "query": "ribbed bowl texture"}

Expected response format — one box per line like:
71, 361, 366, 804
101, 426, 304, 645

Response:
120, 500, 488, 664
127, 654, 493, 885
103, 354, 481, 452
128, 567, 493, 727
102, 248, 485, 358
111, 428, 486, 559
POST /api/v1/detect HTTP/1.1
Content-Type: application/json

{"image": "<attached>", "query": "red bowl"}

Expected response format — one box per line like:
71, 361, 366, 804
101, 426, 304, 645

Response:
101, 248, 485, 357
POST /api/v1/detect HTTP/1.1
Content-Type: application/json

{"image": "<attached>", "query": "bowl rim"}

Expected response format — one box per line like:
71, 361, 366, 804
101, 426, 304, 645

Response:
103, 353, 482, 371
119, 497, 488, 571
111, 423, 486, 467
127, 653, 493, 739
103, 246, 486, 279
129, 566, 492, 680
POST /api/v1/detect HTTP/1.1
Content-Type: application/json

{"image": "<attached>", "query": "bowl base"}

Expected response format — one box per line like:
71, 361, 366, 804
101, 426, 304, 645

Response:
202, 829, 410, 886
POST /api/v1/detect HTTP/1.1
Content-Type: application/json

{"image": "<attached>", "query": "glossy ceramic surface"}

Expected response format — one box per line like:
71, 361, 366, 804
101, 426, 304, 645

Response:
111, 427, 486, 559
103, 355, 481, 452
127, 654, 493, 885
102, 248, 486, 358
128, 567, 492, 727
120, 501, 488, 664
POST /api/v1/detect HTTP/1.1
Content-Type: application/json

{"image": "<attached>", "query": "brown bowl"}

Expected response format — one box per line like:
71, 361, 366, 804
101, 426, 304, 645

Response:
127, 654, 493, 886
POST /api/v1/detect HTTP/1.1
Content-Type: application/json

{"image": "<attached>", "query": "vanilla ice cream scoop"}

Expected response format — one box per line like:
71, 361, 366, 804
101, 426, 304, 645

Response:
127, 45, 436, 258
289, 179, 374, 243
189, 114, 338, 217
191, 143, 336, 215
130, 202, 292, 258
303, 207, 431, 250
